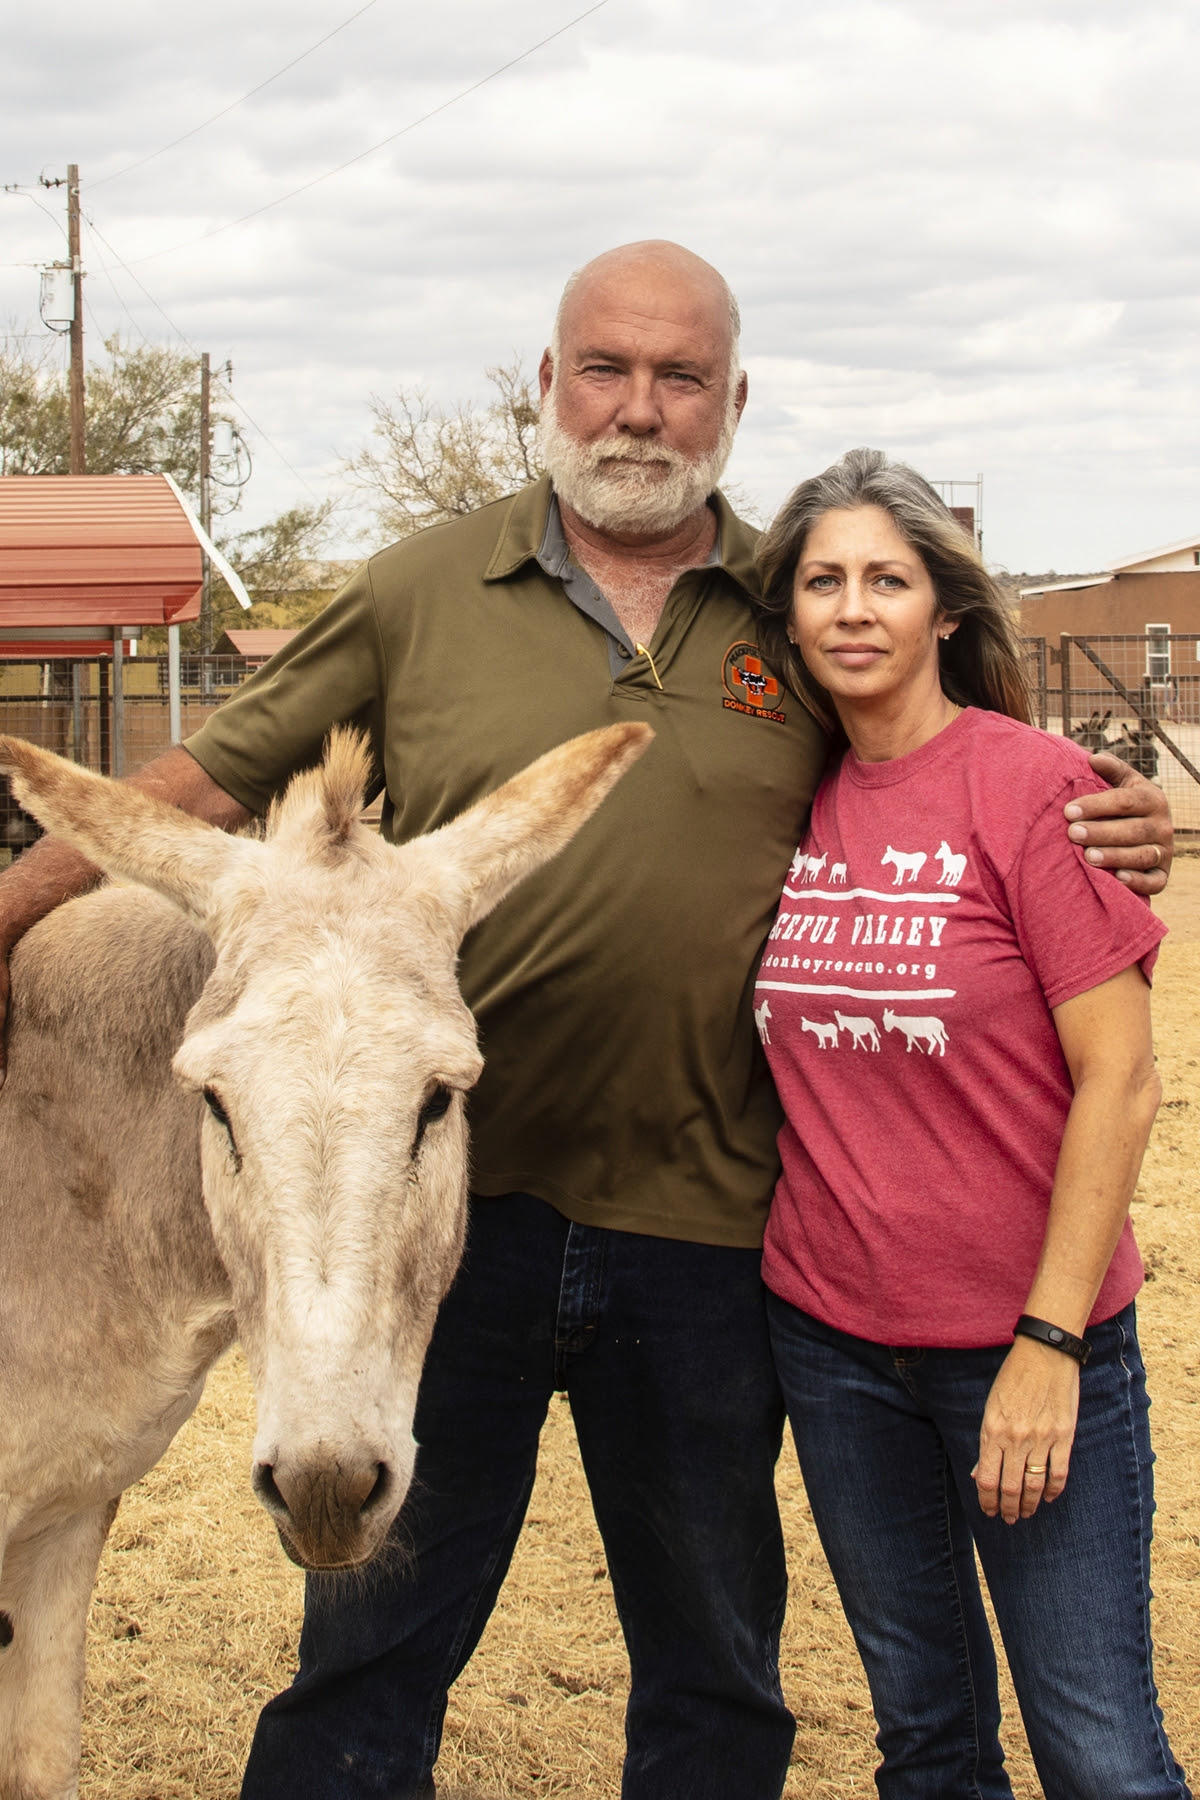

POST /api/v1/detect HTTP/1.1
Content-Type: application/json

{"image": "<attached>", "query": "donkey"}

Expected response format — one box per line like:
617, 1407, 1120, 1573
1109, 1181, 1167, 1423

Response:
883, 1008, 949, 1056
801, 1017, 839, 1050
880, 846, 927, 886
0, 721, 649, 1800
833, 1010, 880, 1052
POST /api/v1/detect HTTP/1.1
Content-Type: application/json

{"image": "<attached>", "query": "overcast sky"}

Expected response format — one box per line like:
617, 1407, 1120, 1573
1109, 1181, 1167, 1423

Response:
2, 0, 1198, 572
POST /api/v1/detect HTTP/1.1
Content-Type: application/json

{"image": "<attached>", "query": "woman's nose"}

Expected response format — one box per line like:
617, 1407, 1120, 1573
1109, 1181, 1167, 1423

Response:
836, 578, 874, 623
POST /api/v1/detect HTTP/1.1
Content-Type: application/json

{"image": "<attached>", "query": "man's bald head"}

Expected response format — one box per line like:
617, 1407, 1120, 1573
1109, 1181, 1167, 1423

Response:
551, 241, 741, 369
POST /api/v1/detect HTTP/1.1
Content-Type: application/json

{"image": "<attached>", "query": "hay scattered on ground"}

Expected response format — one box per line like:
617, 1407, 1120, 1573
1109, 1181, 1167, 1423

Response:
80, 874, 1200, 1798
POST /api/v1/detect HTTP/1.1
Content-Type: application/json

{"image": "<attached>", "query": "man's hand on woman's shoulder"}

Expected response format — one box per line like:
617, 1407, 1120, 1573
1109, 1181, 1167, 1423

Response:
1064, 752, 1172, 897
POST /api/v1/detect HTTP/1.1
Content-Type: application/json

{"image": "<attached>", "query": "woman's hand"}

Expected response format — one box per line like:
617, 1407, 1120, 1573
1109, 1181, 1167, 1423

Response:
972, 1337, 1080, 1523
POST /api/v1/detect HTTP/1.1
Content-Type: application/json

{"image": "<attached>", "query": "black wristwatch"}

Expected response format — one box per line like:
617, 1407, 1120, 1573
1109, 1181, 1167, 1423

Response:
1013, 1313, 1091, 1365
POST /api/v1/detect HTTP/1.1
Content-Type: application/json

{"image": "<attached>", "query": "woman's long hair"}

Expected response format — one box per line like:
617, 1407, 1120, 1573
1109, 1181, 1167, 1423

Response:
754, 447, 1032, 736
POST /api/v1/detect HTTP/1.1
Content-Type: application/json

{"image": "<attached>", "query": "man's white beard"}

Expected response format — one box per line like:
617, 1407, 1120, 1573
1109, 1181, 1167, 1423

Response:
537, 388, 738, 536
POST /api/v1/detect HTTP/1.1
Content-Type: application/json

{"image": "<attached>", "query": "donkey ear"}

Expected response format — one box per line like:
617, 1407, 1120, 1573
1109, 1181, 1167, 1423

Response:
0, 736, 251, 921
407, 722, 653, 936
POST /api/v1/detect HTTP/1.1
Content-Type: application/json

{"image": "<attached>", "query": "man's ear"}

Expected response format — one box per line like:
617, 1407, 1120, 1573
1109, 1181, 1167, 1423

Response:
538, 349, 554, 401
734, 370, 748, 421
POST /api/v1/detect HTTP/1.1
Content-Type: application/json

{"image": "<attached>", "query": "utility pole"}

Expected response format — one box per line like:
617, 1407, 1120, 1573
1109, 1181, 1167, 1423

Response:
66, 165, 84, 473
200, 351, 213, 657
39, 165, 85, 469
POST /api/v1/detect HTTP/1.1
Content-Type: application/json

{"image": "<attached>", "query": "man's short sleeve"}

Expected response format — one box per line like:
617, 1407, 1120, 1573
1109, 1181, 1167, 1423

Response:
184, 561, 388, 814
1005, 773, 1166, 1010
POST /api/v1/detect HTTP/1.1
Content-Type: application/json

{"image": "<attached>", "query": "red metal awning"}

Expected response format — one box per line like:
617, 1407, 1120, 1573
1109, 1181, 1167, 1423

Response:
0, 474, 203, 657
214, 628, 298, 661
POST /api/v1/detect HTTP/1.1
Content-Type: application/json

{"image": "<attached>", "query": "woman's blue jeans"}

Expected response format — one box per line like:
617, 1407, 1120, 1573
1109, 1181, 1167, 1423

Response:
241, 1193, 795, 1799
768, 1295, 1189, 1800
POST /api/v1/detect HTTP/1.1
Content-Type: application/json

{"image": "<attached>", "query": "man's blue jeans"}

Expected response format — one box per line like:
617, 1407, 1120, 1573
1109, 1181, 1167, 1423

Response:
767, 1295, 1190, 1800
241, 1193, 795, 1799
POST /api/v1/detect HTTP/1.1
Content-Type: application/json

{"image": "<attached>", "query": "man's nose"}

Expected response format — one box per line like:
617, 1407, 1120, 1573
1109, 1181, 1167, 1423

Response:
614, 373, 662, 435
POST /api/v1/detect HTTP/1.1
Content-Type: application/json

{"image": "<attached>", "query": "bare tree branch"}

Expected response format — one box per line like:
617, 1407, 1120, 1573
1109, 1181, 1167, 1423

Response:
342, 358, 542, 539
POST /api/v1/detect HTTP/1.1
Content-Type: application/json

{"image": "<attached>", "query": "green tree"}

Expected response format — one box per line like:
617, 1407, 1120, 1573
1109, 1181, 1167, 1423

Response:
343, 358, 540, 539
208, 502, 344, 639
0, 334, 232, 491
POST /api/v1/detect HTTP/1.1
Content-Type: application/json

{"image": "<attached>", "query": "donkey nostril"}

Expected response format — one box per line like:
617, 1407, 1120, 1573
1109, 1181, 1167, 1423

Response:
252, 1461, 288, 1518
360, 1462, 393, 1516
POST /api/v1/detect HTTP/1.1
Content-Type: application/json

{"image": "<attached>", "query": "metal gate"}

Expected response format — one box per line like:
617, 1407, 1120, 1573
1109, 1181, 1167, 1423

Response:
1054, 634, 1200, 832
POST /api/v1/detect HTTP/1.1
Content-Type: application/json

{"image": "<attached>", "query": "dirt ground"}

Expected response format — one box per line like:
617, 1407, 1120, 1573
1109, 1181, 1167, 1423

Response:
77, 866, 1200, 1798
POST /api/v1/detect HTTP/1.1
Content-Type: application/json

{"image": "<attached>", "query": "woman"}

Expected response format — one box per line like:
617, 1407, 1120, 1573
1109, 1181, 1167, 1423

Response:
752, 448, 1187, 1799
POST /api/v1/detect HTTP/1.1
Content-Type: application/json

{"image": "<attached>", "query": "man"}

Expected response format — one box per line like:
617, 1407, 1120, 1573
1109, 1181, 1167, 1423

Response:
0, 242, 1171, 1799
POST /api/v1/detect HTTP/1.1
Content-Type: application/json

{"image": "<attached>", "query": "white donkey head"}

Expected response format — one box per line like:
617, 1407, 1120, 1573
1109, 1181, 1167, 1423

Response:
0, 723, 651, 1569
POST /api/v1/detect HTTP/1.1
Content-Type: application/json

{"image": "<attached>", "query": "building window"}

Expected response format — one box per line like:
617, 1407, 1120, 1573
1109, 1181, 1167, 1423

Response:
1146, 624, 1171, 680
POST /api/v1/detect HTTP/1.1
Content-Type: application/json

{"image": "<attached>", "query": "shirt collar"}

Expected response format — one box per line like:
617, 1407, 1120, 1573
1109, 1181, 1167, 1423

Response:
482, 472, 761, 600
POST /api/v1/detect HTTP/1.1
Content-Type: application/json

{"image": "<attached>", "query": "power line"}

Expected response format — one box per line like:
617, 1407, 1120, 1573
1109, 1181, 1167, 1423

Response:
122, 0, 610, 268
83, 213, 323, 501
2, 183, 69, 243
92, 0, 383, 189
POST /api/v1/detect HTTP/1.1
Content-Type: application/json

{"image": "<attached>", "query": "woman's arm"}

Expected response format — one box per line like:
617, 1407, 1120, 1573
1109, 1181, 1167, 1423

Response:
972, 962, 1161, 1524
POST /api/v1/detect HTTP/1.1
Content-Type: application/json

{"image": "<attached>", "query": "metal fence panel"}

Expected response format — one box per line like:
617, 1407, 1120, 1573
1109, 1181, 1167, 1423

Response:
1053, 634, 1200, 832
0, 655, 251, 857
4, 638, 1200, 854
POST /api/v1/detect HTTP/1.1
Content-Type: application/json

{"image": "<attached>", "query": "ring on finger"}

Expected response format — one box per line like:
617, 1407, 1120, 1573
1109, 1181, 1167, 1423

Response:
1023, 1464, 1047, 1479
1149, 844, 1162, 868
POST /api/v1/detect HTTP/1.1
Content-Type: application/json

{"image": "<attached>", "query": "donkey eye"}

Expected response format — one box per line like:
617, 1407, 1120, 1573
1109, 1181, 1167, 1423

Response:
202, 1087, 242, 1172
420, 1085, 453, 1126
203, 1086, 231, 1130
411, 1084, 454, 1160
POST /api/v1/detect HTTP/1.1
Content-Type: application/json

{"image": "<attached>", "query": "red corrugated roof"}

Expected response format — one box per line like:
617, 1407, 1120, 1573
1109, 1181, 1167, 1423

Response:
0, 476, 203, 655
215, 629, 299, 660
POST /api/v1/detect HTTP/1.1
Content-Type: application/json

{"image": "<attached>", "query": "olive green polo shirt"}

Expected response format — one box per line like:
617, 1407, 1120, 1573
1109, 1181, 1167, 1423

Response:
185, 476, 826, 1247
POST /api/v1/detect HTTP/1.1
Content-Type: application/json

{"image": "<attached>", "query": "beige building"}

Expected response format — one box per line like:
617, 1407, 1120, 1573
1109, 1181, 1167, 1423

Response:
1020, 534, 1200, 643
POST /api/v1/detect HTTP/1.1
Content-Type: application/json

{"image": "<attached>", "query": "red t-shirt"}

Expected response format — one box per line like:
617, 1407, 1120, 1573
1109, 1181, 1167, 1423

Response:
757, 708, 1165, 1348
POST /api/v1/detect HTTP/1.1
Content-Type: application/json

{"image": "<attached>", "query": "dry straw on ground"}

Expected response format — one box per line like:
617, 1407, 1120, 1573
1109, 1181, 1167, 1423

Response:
79, 869, 1200, 1798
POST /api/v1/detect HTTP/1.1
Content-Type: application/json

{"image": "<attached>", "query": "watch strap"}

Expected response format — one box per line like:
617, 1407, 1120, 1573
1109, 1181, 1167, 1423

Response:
1013, 1313, 1091, 1365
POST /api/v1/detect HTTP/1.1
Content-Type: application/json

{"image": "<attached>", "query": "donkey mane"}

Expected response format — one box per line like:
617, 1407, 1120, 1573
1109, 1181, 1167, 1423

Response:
266, 729, 376, 857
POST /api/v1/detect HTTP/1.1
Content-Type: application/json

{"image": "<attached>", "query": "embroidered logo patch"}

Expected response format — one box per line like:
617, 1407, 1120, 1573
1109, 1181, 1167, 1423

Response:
721, 642, 786, 723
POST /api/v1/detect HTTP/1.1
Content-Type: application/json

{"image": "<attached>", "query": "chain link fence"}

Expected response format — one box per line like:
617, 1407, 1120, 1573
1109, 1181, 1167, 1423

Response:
1038, 634, 1200, 834
0, 656, 249, 858
4, 638, 1200, 858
